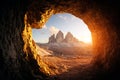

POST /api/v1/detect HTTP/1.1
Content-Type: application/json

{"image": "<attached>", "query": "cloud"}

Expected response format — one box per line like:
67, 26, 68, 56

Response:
38, 25, 48, 35
42, 25, 47, 29
40, 30, 47, 35
57, 15, 67, 21
49, 26, 59, 35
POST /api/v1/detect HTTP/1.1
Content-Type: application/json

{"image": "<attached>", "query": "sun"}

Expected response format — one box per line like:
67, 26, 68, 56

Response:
73, 31, 92, 44
80, 36, 92, 44
75, 32, 92, 44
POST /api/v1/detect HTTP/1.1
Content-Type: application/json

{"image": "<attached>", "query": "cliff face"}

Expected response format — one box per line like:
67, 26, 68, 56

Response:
64, 32, 79, 43
56, 31, 64, 43
48, 34, 56, 43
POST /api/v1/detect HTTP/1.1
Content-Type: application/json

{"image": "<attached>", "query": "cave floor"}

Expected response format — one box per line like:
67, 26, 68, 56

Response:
42, 55, 92, 80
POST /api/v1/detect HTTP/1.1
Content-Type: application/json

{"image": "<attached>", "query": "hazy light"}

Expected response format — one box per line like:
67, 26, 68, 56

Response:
32, 13, 92, 44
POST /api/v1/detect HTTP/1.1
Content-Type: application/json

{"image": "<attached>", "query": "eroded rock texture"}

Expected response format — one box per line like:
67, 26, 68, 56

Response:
0, 1, 49, 80
0, 0, 120, 80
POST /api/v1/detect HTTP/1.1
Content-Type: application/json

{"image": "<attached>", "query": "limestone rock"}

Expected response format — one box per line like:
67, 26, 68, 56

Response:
64, 32, 79, 43
48, 31, 80, 43
56, 30, 64, 43
48, 34, 56, 43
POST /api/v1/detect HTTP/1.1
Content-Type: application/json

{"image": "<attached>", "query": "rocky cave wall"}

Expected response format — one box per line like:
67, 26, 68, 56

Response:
0, 1, 50, 80
0, 0, 120, 80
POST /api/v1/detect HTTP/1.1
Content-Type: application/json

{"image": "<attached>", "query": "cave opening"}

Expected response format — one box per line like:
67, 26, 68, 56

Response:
31, 13, 93, 76
20, 1, 120, 80
1, 0, 120, 80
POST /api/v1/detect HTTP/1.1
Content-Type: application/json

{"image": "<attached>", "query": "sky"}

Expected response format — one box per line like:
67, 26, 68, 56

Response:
32, 13, 92, 43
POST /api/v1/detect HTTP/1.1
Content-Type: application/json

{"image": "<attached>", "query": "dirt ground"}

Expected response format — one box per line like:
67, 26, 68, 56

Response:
37, 44, 93, 80
42, 54, 93, 79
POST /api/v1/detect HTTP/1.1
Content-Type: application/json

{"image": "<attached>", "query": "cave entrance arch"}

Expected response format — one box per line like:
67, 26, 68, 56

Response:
23, 1, 106, 77
0, 0, 119, 80
31, 13, 93, 75
22, 0, 119, 79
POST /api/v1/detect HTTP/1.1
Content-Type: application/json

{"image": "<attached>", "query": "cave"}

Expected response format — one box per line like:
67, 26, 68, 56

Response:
32, 13, 93, 78
0, 0, 120, 80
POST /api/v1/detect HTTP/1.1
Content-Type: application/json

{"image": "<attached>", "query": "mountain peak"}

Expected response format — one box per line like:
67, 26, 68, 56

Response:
48, 31, 79, 43
48, 34, 56, 43
56, 30, 64, 43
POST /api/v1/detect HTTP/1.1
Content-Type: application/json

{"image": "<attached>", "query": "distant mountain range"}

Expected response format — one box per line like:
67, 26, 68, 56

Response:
48, 30, 82, 43
36, 31, 92, 57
